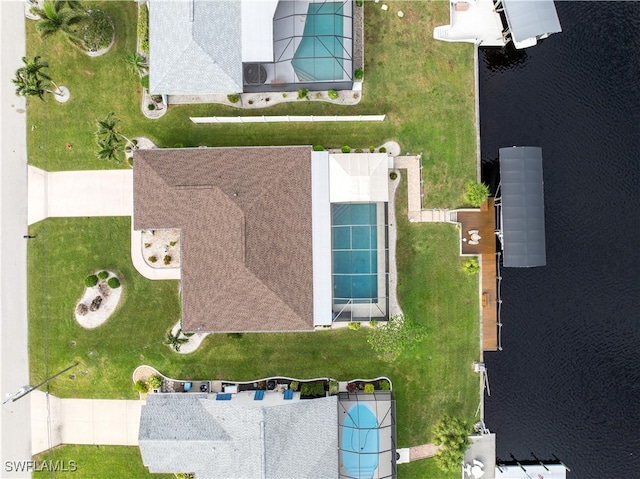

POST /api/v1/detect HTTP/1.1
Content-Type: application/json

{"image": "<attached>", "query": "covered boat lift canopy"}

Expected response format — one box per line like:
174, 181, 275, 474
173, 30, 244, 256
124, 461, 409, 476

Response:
499, 0, 562, 49
497, 146, 546, 268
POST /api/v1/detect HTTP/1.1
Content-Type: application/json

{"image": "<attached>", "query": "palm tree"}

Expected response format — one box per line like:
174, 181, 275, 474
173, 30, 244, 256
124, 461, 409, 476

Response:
164, 329, 189, 352
95, 138, 121, 163
125, 53, 148, 76
95, 112, 134, 147
32, 0, 85, 43
12, 56, 64, 101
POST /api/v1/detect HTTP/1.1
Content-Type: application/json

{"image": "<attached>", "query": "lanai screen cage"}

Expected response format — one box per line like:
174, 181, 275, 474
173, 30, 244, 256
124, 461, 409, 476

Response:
331, 202, 389, 322
245, 0, 353, 88
338, 392, 397, 479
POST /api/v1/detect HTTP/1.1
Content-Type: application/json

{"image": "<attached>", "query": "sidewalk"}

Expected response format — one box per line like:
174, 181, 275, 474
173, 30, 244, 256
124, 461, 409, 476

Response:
31, 391, 143, 455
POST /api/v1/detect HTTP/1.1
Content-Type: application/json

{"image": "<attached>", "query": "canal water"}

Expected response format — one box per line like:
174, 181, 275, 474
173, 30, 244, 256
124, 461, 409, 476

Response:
478, 2, 640, 478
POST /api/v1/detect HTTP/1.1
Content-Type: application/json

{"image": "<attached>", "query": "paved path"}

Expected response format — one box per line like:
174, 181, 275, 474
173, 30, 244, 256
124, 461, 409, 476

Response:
31, 391, 143, 455
28, 166, 133, 225
393, 156, 451, 223
0, 2, 32, 475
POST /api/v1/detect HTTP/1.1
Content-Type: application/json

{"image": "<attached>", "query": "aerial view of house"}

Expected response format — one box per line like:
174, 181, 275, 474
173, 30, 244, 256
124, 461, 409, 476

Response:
2, 0, 636, 478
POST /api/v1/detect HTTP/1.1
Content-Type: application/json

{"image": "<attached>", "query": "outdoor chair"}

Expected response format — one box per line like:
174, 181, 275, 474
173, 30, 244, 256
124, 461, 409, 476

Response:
254, 390, 265, 400
283, 389, 293, 400
184, 382, 192, 392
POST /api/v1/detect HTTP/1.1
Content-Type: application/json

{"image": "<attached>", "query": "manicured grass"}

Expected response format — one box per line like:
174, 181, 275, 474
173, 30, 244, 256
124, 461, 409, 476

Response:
25, 1, 476, 208
27, 177, 478, 449
398, 458, 460, 479
33, 445, 172, 479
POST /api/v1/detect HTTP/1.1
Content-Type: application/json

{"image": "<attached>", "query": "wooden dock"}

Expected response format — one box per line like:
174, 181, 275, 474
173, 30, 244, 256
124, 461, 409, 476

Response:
456, 199, 498, 351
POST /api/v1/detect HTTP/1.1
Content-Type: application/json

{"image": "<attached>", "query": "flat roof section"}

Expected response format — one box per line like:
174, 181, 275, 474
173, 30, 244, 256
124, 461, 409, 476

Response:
502, 0, 562, 45
499, 146, 546, 268
329, 153, 389, 203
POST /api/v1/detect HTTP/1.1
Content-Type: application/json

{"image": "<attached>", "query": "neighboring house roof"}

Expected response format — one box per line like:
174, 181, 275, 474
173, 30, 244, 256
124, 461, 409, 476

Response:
139, 394, 338, 479
149, 0, 243, 95
133, 147, 314, 332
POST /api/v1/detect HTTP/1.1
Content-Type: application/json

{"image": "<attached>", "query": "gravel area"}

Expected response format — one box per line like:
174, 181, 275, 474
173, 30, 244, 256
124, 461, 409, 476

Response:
141, 229, 181, 269
75, 271, 123, 329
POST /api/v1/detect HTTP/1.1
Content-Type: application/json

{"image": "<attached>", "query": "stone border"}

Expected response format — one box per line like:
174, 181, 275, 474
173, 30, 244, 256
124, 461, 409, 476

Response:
53, 86, 70, 103
166, 320, 209, 355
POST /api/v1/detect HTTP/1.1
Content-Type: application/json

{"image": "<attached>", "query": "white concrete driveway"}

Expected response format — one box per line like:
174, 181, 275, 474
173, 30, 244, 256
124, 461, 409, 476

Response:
31, 391, 143, 455
28, 166, 133, 225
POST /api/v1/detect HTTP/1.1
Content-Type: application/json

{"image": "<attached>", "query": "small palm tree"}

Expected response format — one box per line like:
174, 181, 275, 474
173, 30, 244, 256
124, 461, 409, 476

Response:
164, 329, 189, 352
12, 56, 64, 101
95, 112, 135, 149
32, 0, 85, 43
95, 138, 121, 162
125, 53, 147, 76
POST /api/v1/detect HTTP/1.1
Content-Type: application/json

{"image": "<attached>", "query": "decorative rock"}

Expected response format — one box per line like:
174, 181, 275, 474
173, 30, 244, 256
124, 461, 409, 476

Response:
76, 304, 88, 316
99, 282, 110, 297
90, 296, 103, 312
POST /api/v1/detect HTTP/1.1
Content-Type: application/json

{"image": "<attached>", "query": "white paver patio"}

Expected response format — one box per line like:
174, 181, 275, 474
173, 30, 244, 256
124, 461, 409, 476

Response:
28, 166, 133, 225
31, 391, 143, 455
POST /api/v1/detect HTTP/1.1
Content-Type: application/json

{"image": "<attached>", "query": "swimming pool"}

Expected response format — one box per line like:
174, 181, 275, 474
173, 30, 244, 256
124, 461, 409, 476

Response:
332, 203, 378, 303
342, 403, 380, 479
291, 2, 345, 82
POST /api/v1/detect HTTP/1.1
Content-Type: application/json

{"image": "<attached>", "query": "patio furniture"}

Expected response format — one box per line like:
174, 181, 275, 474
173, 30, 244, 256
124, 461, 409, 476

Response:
184, 382, 192, 392
200, 383, 209, 392
470, 233, 482, 242
216, 393, 232, 401
254, 390, 265, 401
469, 240, 479, 245
283, 389, 294, 400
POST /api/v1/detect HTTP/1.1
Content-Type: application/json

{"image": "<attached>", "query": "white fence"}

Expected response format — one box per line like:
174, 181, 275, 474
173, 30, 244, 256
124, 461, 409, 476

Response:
190, 115, 386, 124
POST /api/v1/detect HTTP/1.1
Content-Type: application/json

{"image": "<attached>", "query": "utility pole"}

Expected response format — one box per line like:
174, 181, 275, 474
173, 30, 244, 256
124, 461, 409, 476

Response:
3, 362, 79, 404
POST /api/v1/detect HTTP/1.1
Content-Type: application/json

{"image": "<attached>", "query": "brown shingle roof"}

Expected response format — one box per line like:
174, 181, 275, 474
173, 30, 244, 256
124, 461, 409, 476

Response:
133, 146, 314, 332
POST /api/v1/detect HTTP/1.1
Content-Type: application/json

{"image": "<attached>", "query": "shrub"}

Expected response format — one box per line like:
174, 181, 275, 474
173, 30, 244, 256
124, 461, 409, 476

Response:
175, 474, 195, 479
355, 148, 363, 153
227, 333, 243, 339
147, 375, 162, 390
356, 0, 363, 6
107, 277, 121, 289
315, 92, 322, 99
282, 92, 287, 98
169, 241, 177, 247
369, 145, 375, 153
389, 171, 398, 180
138, 4, 149, 53
348, 321, 360, 331
140, 75, 149, 89
163, 255, 171, 265
78, 8, 114, 52
147, 103, 155, 111
462, 258, 480, 275
227, 93, 240, 103
85, 275, 98, 287
364, 383, 375, 394
300, 382, 325, 397
144, 243, 151, 248
463, 180, 490, 207
433, 416, 472, 473
297, 89, 309, 100
379, 147, 387, 153
97, 270, 109, 280
151, 95, 163, 103
134, 379, 149, 394
341, 145, 351, 154
354, 68, 363, 80
329, 380, 339, 395
148, 256, 157, 263
313, 145, 325, 151
173, 143, 184, 148
380, 379, 390, 391
369, 320, 378, 328
289, 381, 299, 391
347, 382, 357, 393
247, 100, 254, 105
328, 89, 339, 100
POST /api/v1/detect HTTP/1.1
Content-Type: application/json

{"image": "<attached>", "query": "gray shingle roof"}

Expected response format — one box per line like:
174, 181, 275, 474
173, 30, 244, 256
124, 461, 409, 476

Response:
133, 146, 315, 333
149, 0, 243, 95
139, 394, 338, 479
503, 0, 562, 44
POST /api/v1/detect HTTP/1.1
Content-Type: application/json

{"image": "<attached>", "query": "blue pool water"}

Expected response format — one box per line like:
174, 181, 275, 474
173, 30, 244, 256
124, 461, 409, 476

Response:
332, 204, 378, 303
342, 404, 379, 479
291, 2, 344, 82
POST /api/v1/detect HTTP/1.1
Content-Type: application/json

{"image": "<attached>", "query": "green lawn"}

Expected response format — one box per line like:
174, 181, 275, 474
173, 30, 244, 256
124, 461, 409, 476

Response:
25, 1, 475, 208
33, 445, 172, 479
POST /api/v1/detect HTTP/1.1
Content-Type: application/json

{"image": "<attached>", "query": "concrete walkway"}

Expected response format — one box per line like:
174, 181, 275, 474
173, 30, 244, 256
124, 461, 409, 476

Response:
28, 166, 133, 225
393, 155, 451, 223
31, 391, 143, 455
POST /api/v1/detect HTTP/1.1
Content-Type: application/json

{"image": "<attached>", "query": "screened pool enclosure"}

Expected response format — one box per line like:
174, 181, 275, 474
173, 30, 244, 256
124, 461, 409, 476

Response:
243, 0, 354, 92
